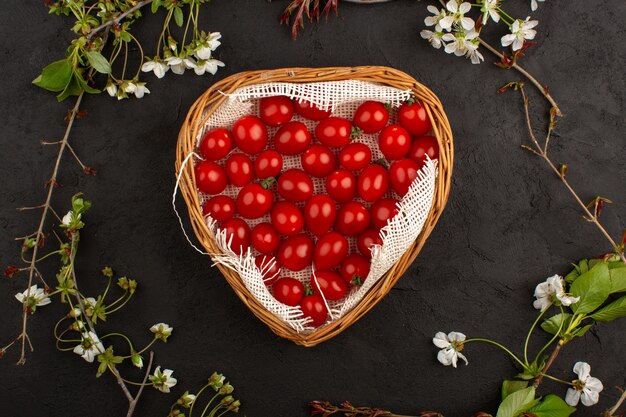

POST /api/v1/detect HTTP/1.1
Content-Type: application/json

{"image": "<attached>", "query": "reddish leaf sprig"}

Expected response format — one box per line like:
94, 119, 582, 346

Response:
280, 0, 339, 39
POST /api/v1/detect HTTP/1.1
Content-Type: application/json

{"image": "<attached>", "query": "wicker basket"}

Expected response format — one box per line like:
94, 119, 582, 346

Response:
176, 66, 453, 346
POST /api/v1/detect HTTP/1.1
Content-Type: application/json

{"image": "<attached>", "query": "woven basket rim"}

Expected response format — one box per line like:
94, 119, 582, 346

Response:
176, 66, 454, 347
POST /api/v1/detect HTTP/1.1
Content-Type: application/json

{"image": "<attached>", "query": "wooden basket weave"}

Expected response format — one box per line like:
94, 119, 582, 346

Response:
176, 66, 454, 347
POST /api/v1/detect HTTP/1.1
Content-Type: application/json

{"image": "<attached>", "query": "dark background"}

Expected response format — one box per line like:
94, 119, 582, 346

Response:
1, 0, 625, 416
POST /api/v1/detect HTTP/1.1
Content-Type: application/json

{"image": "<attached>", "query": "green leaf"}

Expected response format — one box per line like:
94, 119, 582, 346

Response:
174, 6, 184, 27
610, 267, 626, 294
75, 72, 100, 94
527, 394, 576, 417
590, 295, 626, 322
85, 50, 111, 74
496, 387, 535, 417
56, 73, 83, 101
151, 0, 161, 13
578, 259, 589, 274
32, 59, 73, 92
541, 313, 572, 336
570, 262, 611, 314
501, 380, 529, 400
570, 322, 593, 337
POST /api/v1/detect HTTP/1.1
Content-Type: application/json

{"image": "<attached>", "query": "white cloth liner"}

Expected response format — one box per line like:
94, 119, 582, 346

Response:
189, 80, 438, 333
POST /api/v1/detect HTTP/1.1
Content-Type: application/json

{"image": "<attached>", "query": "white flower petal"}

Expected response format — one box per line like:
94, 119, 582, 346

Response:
565, 388, 581, 406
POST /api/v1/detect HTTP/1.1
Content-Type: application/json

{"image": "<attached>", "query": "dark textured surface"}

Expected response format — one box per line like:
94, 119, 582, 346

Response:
1, 0, 625, 416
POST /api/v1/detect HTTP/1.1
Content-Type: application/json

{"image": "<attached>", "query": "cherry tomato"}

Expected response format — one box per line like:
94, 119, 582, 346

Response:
272, 277, 305, 306
378, 125, 411, 160
313, 232, 349, 270
199, 128, 233, 161
202, 196, 235, 222
235, 183, 274, 219
408, 135, 440, 168
315, 117, 354, 147
336, 202, 370, 236
255, 254, 281, 286
195, 161, 227, 194
225, 153, 253, 187
353, 101, 389, 134
311, 271, 348, 301
232, 115, 268, 155
339, 142, 372, 171
299, 295, 328, 327
251, 222, 280, 254
293, 99, 331, 121
304, 195, 337, 237
357, 164, 389, 202
270, 201, 304, 236
254, 150, 283, 179
357, 229, 383, 258
325, 169, 356, 203
340, 254, 371, 285
301, 145, 336, 178
278, 234, 313, 271
398, 101, 432, 136
274, 121, 312, 155
277, 169, 314, 202
370, 198, 399, 229
389, 159, 419, 197
222, 218, 251, 255
259, 96, 294, 126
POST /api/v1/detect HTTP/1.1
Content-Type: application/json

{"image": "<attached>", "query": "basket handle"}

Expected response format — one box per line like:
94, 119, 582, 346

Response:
172, 151, 210, 256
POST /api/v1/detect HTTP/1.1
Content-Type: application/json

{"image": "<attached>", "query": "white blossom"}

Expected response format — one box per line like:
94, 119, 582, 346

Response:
481, 0, 500, 24
141, 58, 169, 79
440, 1, 475, 32
424, 5, 448, 32
14, 285, 51, 310
62, 210, 73, 226
195, 32, 222, 60
442, 29, 479, 57
421, 30, 444, 49
501, 17, 538, 51
178, 391, 197, 408
105, 82, 117, 98
150, 323, 173, 342
565, 362, 603, 407
533, 274, 579, 312
466, 47, 484, 64
73, 331, 104, 363
530, 0, 545, 11
194, 59, 225, 76
150, 366, 178, 393
165, 56, 197, 75
433, 331, 468, 367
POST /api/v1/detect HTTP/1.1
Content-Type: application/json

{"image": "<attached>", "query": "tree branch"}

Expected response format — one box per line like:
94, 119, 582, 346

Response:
87, 0, 153, 40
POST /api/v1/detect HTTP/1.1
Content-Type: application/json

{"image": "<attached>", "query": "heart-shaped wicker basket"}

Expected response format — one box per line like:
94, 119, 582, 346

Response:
176, 66, 453, 346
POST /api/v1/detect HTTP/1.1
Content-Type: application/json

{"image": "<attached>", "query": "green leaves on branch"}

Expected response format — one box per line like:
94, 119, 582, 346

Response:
589, 295, 626, 322
85, 51, 111, 74
496, 387, 536, 417
33, 59, 73, 92
497, 384, 575, 417
32, 54, 107, 101
501, 380, 529, 400
569, 263, 610, 314
526, 394, 576, 417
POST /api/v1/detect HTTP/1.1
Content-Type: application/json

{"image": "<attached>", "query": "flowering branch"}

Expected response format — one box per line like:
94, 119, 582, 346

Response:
86, 0, 153, 40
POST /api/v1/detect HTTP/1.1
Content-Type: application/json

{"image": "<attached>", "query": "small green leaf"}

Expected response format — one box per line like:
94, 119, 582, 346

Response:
85, 50, 111, 74
32, 59, 73, 92
527, 394, 576, 417
151, 0, 161, 13
570, 322, 593, 338
578, 259, 589, 274
75, 71, 100, 94
590, 295, 626, 322
496, 386, 536, 417
570, 262, 611, 314
56, 73, 83, 101
501, 380, 528, 400
541, 313, 572, 336
174, 6, 184, 27
609, 267, 626, 294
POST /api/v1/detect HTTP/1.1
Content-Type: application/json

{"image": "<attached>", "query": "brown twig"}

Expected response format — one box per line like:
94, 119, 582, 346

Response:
126, 351, 155, 417
87, 0, 153, 40
533, 341, 563, 388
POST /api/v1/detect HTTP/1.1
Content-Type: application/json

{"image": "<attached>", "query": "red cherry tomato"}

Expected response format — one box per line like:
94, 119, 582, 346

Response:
313, 232, 349, 270
339, 142, 372, 171
398, 101, 432, 136
304, 195, 337, 237
336, 202, 370, 236
254, 150, 283, 179
272, 277, 305, 306
315, 117, 354, 147
300, 295, 328, 327
274, 121, 312, 155
357, 164, 389, 202
222, 218, 251, 255
270, 201, 304, 236
232, 115, 268, 155
353, 101, 389, 134
202, 196, 235, 222
277, 169, 314, 202
251, 222, 280, 254
325, 169, 356, 203
235, 183, 274, 219
408, 135, 440, 168
311, 271, 348, 301
199, 128, 233, 161
195, 161, 227, 194
378, 125, 411, 160
370, 198, 399, 228
357, 229, 383, 258
259, 96, 294, 126
293, 99, 331, 121
389, 159, 419, 197
278, 234, 313, 271
340, 254, 371, 285
255, 254, 281, 286
301, 145, 336, 178
225, 153, 253, 187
